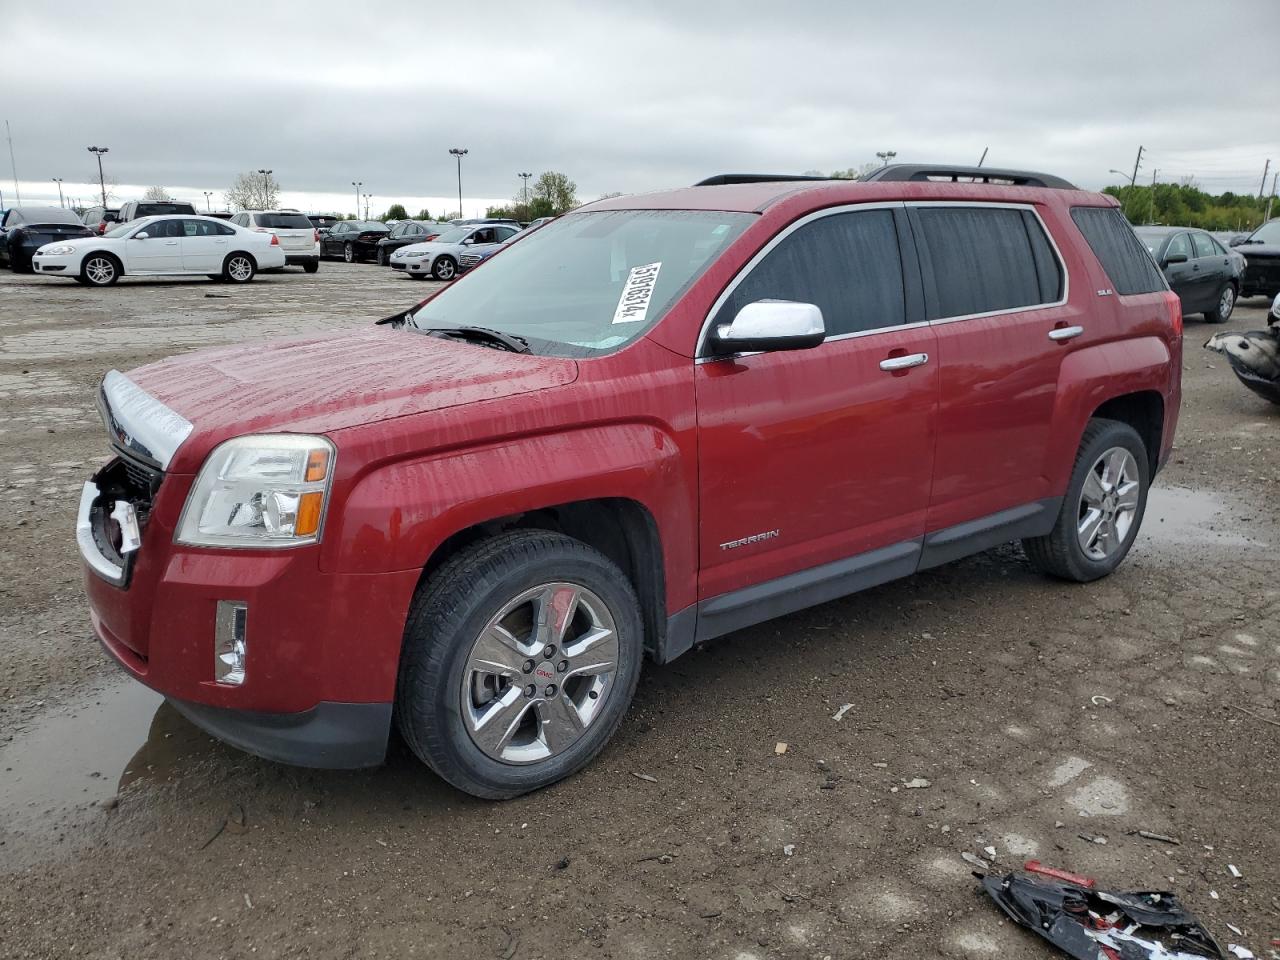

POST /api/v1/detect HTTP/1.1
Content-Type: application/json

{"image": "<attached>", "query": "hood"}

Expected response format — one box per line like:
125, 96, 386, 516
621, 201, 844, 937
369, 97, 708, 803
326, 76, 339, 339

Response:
396, 240, 461, 256
125, 326, 578, 472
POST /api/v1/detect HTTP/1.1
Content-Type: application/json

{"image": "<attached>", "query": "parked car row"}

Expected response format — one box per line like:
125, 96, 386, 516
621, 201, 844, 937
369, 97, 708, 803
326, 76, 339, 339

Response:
1135, 226, 1246, 323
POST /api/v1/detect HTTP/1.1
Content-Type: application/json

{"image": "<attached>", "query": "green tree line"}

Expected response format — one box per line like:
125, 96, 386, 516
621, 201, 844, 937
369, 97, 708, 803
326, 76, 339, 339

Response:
1105, 181, 1274, 231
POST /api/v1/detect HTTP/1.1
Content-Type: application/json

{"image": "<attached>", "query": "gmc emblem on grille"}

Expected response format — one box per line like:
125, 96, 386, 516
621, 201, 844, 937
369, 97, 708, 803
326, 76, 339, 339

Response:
720, 529, 780, 551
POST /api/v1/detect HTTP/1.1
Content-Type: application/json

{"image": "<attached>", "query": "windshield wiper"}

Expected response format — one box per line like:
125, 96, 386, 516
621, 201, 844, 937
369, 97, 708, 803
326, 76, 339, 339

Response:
418, 325, 532, 354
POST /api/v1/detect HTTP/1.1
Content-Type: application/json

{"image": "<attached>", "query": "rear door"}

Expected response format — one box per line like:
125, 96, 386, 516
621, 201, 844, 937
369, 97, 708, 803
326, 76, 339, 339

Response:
179, 218, 232, 271
908, 203, 1073, 546
696, 205, 938, 623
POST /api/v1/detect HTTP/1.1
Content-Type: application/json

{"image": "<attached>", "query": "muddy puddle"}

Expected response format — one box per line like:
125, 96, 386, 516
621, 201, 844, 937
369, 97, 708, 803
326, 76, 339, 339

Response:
1138, 485, 1264, 549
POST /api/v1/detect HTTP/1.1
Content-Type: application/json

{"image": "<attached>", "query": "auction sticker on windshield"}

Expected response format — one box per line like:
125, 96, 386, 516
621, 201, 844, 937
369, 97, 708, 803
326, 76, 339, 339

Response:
612, 262, 662, 324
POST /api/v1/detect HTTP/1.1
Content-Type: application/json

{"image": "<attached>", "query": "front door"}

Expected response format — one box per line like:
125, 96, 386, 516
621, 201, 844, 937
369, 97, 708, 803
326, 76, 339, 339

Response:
696, 206, 938, 625
124, 218, 183, 272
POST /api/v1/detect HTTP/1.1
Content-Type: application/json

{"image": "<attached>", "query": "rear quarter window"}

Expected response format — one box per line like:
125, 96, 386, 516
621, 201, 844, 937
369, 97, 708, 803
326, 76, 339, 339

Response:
1070, 206, 1166, 296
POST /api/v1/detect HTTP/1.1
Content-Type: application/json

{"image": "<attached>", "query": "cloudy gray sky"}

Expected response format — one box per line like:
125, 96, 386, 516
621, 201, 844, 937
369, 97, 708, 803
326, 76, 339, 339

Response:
4, 0, 1279, 216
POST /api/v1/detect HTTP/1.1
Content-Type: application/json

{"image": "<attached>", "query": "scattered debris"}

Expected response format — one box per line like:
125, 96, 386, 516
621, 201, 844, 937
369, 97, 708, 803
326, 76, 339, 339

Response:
983, 845, 998, 859
1079, 833, 1108, 845
832, 703, 853, 722
699, 910, 722, 920
783, 844, 796, 857
1136, 830, 1182, 845
554, 856, 570, 870
903, 778, 931, 789
1091, 695, 1114, 706
1228, 864, 1243, 879
1227, 946, 1254, 959
199, 818, 227, 850
1228, 704, 1280, 728
631, 772, 658, 783
243, 894, 253, 909
872, 762, 888, 768
774, 742, 788, 755
203, 293, 231, 299
962, 852, 991, 871
1210, 891, 1220, 900
497, 926, 519, 960
979, 863, 1226, 959
636, 853, 674, 864
1227, 925, 1244, 937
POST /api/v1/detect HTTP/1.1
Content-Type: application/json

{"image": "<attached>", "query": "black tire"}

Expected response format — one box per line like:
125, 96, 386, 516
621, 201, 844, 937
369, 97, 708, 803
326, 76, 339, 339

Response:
303, 261, 319, 274
1204, 282, 1236, 324
408, 273, 426, 281
73, 276, 90, 285
376, 248, 388, 266
432, 256, 457, 281
1022, 418, 1150, 582
206, 274, 223, 281
80, 252, 121, 287
343, 242, 355, 263
222, 252, 257, 283
396, 530, 644, 799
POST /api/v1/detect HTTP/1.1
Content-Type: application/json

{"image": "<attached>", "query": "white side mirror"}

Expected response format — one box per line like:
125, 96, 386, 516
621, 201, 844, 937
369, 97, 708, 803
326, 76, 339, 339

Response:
133, 232, 150, 240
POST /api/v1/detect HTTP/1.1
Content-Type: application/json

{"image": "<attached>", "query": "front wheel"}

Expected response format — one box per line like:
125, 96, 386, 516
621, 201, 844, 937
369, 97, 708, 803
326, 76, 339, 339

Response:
1204, 282, 1235, 324
303, 261, 319, 274
377, 248, 388, 266
432, 256, 457, 280
1022, 418, 1150, 582
222, 253, 256, 283
343, 242, 355, 263
81, 253, 121, 286
396, 531, 644, 799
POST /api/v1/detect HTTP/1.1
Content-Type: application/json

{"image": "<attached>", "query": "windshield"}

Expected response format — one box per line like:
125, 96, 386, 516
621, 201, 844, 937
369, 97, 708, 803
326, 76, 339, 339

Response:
409, 209, 753, 357
136, 203, 193, 217
105, 217, 147, 238
431, 226, 471, 244
1249, 220, 1280, 244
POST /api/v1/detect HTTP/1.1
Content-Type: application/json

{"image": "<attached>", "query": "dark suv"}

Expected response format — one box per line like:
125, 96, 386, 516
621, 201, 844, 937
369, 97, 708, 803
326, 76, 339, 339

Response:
78, 165, 1181, 799
1234, 217, 1280, 299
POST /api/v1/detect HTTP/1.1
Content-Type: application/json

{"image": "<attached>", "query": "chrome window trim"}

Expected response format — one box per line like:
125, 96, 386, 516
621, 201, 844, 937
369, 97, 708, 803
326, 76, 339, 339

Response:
695, 201, 906, 359
905, 200, 1069, 326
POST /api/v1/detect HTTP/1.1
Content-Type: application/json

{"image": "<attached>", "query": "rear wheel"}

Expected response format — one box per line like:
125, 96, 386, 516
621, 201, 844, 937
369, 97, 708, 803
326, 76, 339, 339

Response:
1204, 282, 1235, 324
396, 530, 643, 799
81, 253, 121, 287
1022, 419, 1149, 582
303, 261, 319, 274
432, 256, 457, 280
222, 253, 256, 283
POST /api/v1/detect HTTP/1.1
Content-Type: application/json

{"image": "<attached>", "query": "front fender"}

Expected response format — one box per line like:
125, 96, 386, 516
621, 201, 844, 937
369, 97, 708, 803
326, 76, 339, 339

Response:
1046, 334, 1175, 488
319, 423, 696, 610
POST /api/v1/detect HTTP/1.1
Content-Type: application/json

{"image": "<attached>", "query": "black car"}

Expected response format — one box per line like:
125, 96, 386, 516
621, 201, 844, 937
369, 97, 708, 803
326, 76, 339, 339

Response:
320, 220, 390, 262
1, 206, 93, 271
1231, 218, 1280, 300
374, 220, 446, 265
1134, 226, 1245, 323
81, 205, 121, 235
116, 199, 198, 223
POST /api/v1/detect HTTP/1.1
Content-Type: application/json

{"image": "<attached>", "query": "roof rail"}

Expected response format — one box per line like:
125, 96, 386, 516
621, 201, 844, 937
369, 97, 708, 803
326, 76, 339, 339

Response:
861, 164, 1077, 190
693, 173, 832, 187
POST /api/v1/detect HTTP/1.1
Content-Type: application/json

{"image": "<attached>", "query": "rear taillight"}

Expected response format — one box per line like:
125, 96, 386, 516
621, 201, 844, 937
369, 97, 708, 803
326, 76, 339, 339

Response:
1165, 291, 1182, 339
96, 221, 107, 234
424, 233, 440, 241
314, 229, 320, 243
270, 234, 279, 245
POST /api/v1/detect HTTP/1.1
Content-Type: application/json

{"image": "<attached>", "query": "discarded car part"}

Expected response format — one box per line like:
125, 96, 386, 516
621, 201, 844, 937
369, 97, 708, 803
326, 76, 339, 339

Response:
1204, 328, 1280, 405
979, 865, 1225, 960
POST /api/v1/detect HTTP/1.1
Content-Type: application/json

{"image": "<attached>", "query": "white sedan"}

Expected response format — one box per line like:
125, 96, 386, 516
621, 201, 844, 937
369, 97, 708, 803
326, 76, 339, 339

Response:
31, 214, 286, 286
390, 223, 520, 280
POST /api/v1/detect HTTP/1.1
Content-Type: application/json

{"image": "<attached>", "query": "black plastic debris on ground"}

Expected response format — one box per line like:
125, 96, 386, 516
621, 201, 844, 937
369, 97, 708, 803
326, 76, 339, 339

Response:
977, 862, 1224, 960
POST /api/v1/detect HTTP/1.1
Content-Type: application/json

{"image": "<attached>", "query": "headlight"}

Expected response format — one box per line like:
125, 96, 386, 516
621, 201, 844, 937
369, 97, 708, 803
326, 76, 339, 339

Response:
406, 250, 430, 259
176, 434, 335, 548
44, 244, 76, 255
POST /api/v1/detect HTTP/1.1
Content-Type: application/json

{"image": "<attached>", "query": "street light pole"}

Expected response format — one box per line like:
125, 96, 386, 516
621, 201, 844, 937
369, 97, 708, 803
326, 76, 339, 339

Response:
203, 191, 213, 212
363, 193, 371, 220
52, 178, 64, 208
518, 171, 532, 217
449, 148, 468, 218
256, 168, 273, 208
88, 146, 109, 209
875, 150, 897, 167
351, 180, 362, 219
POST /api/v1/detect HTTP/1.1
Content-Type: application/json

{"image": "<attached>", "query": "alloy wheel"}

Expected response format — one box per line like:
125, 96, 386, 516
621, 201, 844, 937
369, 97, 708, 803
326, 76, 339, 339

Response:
436, 259, 455, 280
228, 257, 253, 281
1076, 447, 1140, 561
344, 243, 354, 263
85, 257, 115, 285
1219, 286, 1234, 320
461, 582, 619, 765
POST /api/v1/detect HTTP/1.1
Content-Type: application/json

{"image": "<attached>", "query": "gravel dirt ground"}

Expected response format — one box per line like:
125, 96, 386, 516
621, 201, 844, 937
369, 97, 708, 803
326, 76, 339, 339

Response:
0, 263, 1276, 960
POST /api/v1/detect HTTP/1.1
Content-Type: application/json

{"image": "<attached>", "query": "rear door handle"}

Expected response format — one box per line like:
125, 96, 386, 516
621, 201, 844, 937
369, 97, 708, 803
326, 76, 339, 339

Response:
1048, 325, 1084, 341
879, 352, 929, 371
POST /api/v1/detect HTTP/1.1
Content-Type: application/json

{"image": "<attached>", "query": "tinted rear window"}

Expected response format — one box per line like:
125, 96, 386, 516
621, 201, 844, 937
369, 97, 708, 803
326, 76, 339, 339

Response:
1070, 206, 1166, 296
255, 213, 313, 229
136, 202, 197, 217
914, 207, 1062, 318
12, 207, 84, 226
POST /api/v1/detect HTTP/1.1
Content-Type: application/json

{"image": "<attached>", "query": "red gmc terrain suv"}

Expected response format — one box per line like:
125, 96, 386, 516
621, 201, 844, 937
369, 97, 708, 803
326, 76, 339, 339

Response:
79, 165, 1182, 798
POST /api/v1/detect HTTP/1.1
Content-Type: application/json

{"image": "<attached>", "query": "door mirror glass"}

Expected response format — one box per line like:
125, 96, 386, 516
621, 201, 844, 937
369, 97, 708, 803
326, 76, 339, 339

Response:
712, 299, 826, 354
1163, 252, 1188, 265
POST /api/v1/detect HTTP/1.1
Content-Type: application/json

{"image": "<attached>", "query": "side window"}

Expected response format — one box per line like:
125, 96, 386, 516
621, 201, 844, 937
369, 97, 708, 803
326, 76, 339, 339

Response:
231, 214, 245, 227
473, 228, 496, 244
1209, 236, 1228, 256
1070, 206, 1166, 296
716, 209, 906, 337
214, 221, 235, 236
1190, 233, 1217, 259
914, 207, 1051, 318
1166, 233, 1191, 260
497, 227, 518, 241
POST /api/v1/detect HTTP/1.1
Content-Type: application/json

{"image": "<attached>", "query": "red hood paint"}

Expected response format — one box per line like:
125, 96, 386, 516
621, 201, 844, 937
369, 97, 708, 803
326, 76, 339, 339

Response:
127, 327, 578, 472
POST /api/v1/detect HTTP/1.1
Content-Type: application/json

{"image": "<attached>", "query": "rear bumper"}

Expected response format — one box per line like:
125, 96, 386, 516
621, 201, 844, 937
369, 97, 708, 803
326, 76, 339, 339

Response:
168, 696, 391, 768
284, 254, 319, 266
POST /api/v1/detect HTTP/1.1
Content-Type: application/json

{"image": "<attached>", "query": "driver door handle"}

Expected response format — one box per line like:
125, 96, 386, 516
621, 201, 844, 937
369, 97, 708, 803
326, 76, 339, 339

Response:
1048, 325, 1084, 341
879, 352, 929, 371
164, 240, 179, 246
